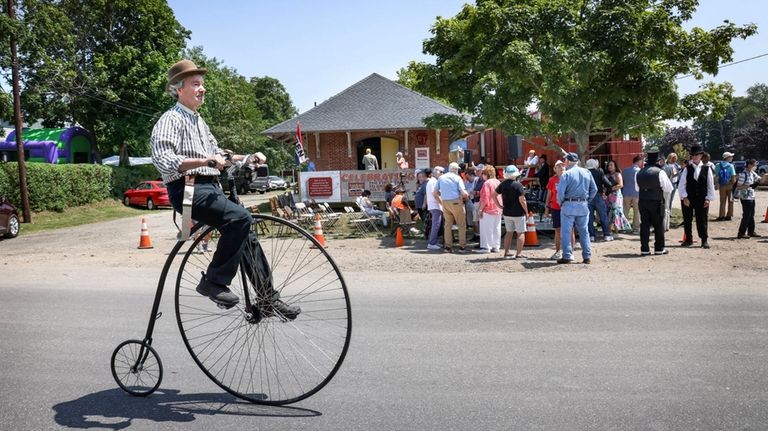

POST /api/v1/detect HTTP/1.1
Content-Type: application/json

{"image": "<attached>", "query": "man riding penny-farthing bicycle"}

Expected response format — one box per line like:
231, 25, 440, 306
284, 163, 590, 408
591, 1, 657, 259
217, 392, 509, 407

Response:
109, 60, 351, 405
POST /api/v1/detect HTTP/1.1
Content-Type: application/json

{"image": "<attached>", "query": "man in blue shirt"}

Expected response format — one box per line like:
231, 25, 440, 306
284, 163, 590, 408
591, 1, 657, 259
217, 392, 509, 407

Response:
556, 153, 597, 264
434, 162, 469, 252
715, 151, 736, 221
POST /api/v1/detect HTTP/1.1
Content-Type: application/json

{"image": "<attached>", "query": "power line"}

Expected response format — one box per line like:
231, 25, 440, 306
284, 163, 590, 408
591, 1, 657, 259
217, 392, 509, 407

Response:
677, 52, 768, 80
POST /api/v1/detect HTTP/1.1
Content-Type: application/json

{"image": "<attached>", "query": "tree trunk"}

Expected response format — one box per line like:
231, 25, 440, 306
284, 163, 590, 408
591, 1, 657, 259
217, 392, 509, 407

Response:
119, 143, 129, 167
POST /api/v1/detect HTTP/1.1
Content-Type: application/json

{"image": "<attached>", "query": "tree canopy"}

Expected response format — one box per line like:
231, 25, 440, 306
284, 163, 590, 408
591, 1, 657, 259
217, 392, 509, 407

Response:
399, 0, 757, 159
1, 0, 298, 173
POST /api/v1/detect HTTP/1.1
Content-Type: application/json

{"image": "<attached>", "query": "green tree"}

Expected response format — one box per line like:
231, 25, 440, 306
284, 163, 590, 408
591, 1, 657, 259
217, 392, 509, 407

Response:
399, 0, 756, 160
734, 84, 768, 129
658, 126, 699, 156
0, 0, 189, 160
733, 116, 768, 159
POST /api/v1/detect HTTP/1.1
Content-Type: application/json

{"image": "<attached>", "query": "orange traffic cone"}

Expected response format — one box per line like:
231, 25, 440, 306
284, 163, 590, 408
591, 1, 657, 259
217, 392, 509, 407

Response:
312, 213, 327, 248
524, 212, 540, 247
138, 218, 153, 249
761, 206, 768, 223
679, 231, 697, 244
395, 226, 404, 247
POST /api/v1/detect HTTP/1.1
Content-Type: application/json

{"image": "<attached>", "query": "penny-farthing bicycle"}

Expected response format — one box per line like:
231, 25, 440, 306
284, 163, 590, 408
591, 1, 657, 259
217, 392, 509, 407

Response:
110, 171, 352, 405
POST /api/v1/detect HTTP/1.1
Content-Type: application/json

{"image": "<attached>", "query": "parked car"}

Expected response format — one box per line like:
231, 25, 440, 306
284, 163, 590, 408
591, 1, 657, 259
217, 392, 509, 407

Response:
0, 196, 20, 239
758, 162, 768, 175
123, 181, 170, 210
733, 160, 746, 174
250, 175, 290, 194
220, 165, 253, 195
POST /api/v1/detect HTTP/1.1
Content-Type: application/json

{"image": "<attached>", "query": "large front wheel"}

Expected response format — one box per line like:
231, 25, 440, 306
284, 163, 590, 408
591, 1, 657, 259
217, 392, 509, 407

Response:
175, 215, 351, 405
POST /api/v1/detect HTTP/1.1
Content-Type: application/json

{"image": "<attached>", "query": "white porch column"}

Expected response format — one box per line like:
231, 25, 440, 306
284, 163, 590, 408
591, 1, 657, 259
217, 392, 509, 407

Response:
435, 128, 441, 155
346, 131, 352, 158
315, 132, 320, 158
404, 129, 409, 154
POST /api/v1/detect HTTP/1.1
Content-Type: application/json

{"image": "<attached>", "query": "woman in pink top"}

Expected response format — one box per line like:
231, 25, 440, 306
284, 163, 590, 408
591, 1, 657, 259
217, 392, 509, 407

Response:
475, 165, 502, 253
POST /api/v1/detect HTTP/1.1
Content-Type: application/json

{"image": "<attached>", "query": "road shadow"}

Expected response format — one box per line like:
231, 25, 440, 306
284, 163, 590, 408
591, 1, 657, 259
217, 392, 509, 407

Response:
52, 388, 320, 430
604, 253, 642, 259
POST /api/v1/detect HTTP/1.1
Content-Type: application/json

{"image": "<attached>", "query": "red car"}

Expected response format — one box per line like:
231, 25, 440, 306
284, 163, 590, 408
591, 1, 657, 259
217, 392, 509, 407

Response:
0, 196, 20, 239
123, 181, 170, 210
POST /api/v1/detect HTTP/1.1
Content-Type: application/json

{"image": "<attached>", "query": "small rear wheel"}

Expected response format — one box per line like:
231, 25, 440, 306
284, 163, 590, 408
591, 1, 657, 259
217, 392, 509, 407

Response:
146, 198, 155, 210
111, 339, 163, 396
123, 196, 131, 206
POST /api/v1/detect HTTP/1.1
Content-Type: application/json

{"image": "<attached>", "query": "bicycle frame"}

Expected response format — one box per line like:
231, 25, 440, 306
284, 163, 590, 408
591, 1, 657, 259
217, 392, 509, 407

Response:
134, 222, 204, 368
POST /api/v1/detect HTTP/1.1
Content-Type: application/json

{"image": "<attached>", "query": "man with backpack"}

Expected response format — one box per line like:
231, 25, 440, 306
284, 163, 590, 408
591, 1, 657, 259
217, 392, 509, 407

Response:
715, 151, 737, 221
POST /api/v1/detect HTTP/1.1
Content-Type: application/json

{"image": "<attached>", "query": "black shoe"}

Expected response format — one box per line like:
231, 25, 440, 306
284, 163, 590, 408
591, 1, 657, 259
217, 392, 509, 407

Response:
715, 217, 724, 221
654, 249, 669, 255
557, 258, 574, 264
680, 240, 693, 247
737, 234, 750, 239
701, 241, 710, 249
582, 259, 591, 264
263, 299, 301, 320
749, 233, 762, 238
724, 216, 732, 221
196, 275, 239, 308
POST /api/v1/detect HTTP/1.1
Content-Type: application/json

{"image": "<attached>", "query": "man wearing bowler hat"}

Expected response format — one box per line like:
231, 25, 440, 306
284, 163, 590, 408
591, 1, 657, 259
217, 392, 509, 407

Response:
677, 144, 716, 248
151, 59, 299, 319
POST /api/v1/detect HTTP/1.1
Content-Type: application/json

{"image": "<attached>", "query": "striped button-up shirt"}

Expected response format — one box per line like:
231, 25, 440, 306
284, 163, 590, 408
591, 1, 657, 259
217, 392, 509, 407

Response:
151, 102, 221, 184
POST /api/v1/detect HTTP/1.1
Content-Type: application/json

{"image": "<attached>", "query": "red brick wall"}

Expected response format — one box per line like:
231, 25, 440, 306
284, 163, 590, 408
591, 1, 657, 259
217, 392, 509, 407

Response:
307, 129, 452, 170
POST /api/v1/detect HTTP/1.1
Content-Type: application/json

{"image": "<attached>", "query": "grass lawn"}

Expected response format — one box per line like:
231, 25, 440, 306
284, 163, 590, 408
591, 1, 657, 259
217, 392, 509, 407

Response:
19, 199, 154, 234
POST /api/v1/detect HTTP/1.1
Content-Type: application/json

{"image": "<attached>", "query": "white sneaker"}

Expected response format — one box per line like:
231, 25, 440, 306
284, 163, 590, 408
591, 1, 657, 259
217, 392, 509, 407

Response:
550, 251, 562, 260
427, 244, 442, 250
604, 235, 614, 242
472, 248, 491, 253
410, 227, 421, 235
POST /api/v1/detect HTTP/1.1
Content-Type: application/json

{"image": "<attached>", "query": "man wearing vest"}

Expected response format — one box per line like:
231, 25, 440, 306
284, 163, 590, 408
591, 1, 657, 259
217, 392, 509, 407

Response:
715, 151, 737, 221
635, 151, 674, 255
677, 145, 716, 248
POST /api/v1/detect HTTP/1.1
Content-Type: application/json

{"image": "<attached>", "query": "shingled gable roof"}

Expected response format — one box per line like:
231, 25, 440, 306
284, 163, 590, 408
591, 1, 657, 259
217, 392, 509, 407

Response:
262, 73, 466, 135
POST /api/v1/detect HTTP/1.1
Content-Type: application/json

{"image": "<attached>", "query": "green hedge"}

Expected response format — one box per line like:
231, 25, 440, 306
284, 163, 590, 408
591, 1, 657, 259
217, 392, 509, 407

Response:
0, 162, 162, 212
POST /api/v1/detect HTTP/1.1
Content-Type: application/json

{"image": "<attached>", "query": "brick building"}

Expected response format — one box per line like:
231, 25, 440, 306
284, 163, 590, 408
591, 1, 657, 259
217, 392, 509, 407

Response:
262, 73, 468, 171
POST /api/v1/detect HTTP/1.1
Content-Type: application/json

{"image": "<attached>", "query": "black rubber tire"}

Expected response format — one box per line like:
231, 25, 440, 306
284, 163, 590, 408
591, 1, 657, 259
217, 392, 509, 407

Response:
111, 339, 163, 397
5, 214, 19, 238
175, 215, 351, 405
146, 198, 155, 210
123, 196, 131, 206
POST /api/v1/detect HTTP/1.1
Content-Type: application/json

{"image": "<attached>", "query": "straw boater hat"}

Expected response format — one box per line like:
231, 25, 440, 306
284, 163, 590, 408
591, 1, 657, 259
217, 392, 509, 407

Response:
167, 60, 207, 90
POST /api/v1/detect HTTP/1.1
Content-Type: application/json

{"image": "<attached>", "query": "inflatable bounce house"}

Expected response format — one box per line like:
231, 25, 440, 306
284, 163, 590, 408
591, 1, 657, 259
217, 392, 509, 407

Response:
0, 127, 94, 163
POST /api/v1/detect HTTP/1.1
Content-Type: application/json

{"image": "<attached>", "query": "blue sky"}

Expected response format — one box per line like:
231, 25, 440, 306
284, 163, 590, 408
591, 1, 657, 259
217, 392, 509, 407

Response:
170, 0, 767, 115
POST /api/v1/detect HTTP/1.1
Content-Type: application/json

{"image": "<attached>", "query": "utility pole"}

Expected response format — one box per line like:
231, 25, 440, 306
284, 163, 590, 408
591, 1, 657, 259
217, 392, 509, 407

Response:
7, 0, 31, 222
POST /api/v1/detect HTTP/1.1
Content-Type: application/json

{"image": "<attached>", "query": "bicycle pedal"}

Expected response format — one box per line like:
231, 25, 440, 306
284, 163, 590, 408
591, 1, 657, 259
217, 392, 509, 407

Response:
216, 302, 236, 310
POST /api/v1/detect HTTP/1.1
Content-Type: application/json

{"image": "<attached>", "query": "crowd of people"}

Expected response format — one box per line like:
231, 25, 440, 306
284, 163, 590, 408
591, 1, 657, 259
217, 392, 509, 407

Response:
363, 146, 765, 263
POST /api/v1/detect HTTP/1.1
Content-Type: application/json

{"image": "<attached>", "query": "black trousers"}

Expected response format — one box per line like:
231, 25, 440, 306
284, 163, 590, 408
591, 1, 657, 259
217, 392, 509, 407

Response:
639, 199, 665, 252
681, 197, 709, 242
738, 199, 756, 237
167, 179, 254, 287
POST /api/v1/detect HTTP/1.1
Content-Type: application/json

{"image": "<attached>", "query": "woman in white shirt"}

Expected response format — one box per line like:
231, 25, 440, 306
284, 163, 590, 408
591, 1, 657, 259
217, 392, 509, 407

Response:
734, 159, 762, 239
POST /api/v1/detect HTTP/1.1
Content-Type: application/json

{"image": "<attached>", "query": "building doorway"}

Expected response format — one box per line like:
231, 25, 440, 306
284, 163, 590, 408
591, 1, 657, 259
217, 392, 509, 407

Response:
357, 137, 400, 170
357, 138, 380, 170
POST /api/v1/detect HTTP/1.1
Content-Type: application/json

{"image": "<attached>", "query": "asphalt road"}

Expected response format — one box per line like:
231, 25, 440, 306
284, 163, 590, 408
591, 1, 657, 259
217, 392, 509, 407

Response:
1, 265, 768, 430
